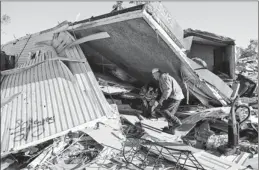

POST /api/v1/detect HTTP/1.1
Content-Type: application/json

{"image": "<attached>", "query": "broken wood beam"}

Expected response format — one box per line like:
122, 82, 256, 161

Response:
1, 57, 86, 76
60, 32, 110, 53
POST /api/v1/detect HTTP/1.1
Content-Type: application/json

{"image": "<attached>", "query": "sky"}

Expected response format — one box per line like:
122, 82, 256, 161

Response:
1, 1, 258, 48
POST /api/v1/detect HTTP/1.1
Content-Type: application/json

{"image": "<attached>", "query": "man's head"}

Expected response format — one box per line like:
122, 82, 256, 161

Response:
152, 68, 161, 80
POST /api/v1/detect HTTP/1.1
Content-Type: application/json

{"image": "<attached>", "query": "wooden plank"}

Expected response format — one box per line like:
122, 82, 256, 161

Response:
1, 61, 45, 75
68, 10, 143, 31
59, 32, 110, 53
1, 57, 86, 76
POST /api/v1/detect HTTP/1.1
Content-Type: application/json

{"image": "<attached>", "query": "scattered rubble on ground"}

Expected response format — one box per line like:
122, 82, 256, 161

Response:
236, 55, 258, 99
236, 55, 258, 83
1, 98, 257, 170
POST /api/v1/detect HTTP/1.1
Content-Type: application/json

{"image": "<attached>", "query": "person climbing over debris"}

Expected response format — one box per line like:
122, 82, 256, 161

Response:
151, 68, 185, 134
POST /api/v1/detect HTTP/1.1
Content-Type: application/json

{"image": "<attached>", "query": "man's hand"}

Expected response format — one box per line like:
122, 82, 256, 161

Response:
151, 101, 159, 112
158, 99, 164, 106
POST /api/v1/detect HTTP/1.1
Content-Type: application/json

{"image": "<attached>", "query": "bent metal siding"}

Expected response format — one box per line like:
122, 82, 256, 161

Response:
1, 23, 69, 66
1, 45, 113, 156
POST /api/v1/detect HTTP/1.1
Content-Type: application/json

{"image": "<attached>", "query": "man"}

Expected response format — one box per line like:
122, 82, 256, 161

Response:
151, 68, 184, 133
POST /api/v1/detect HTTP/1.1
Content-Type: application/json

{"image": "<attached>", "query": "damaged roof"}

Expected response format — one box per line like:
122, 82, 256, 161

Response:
184, 28, 235, 45
1, 35, 114, 156
1, 23, 69, 66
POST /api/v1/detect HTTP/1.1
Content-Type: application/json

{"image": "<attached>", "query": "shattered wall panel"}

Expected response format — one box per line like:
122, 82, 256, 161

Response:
1, 47, 113, 156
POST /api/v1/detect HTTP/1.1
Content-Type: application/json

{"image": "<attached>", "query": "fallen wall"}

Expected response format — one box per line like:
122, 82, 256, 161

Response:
1, 31, 114, 156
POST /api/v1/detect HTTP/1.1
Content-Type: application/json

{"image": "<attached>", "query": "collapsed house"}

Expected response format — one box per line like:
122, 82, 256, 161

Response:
0, 0, 236, 155
183, 28, 236, 80
1, 2, 257, 170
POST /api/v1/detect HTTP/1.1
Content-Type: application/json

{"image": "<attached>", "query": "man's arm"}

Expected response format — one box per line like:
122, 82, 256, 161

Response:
159, 75, 172, 105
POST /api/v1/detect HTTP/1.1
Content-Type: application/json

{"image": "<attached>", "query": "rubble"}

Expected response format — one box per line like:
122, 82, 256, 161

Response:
236, 55, 258, 99
174, 107, 230, 136
206, 134, 228, 150
236, 55, 258, 82
1, 101, 258, 170
95, 73, 135, 95
194, 121, 215, 149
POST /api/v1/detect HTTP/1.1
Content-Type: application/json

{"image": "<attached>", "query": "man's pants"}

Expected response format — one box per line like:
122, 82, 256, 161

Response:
159, 98, 182, 127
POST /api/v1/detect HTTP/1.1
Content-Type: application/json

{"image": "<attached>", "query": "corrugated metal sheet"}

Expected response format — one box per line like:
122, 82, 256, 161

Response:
1, 23, 68, 66
1, 44, 113, 155
2, 33, 52, 66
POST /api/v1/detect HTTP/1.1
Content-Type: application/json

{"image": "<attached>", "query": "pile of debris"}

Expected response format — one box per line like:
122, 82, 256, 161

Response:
236, 55, 258, 83
2, 97, 258, 170
235, 55, 258, 112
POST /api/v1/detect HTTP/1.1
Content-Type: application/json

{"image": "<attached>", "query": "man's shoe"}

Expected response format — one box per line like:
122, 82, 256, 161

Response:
162, 126, 170, 132
162, 126, 175, 135
170, 127, 176, 135
169, 123, 182, 135
172, 122, 182, 129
